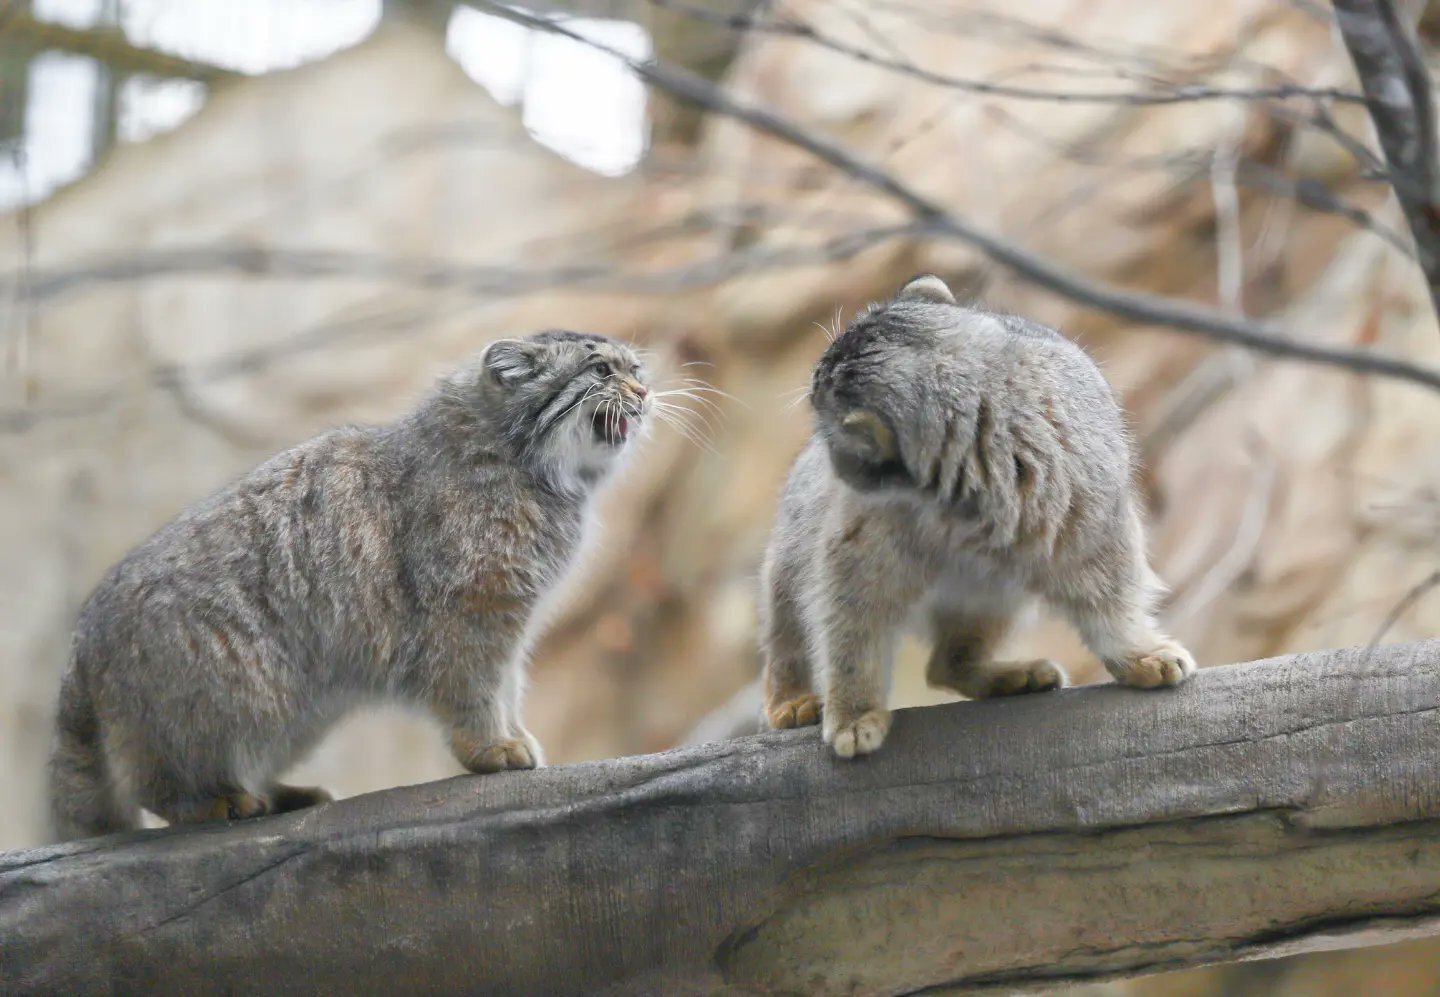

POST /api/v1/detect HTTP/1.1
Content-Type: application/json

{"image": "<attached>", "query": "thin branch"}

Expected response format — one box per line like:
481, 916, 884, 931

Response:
1370, 568, 1440, 646
1333, 0, 1440, 319
622, 0, 1369, 107
982, 100, 1416, 256
1167, 433, 1278, 624
1, 9, 240, 82
5, 220, 922, 303
0, 221, 927, 432
472, 0, 1440, 394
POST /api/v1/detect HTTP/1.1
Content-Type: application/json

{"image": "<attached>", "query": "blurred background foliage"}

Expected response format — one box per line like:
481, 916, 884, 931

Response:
3, 0, 1440, 990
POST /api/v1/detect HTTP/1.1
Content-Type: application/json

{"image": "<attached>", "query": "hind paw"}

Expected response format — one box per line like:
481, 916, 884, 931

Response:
766, 693, 822, 729
269, 784, 333, 813
207, 793, 269, 822
961, 658, 1069, 699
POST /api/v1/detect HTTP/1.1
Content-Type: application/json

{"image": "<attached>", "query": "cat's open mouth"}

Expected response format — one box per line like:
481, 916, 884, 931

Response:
591, 409, 632, 446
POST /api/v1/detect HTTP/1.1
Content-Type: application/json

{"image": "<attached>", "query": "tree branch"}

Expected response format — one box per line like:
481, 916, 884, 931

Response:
0, 221, 925, 433
0, 9, 240, 82
472, 0, 1440, 394
632, 0, 1370, 107
5, 642, 1440, 991
1333, 0, 1440, 319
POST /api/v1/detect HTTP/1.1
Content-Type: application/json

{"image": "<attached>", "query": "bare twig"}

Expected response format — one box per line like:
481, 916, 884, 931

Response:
1370, 568, 1440, 645
1333, 0, 1440, 319
472, 0, 1440, 394
1, 8, 239, 82
0, 222, 927, 432
5, 220, 923, 303
620, 0, 1368, 107
1168, 433, 1278, 624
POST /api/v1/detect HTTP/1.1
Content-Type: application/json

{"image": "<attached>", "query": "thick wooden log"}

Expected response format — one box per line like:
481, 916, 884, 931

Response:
3, 641, 1440, 994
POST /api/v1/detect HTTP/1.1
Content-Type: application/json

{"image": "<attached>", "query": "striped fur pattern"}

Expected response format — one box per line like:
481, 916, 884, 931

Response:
49, 330, 652, 840
760, 276, 1195, 758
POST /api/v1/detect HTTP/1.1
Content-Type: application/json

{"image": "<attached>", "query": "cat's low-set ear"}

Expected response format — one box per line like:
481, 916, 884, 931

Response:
896, 273, 956, 305
482, 339, 545, 386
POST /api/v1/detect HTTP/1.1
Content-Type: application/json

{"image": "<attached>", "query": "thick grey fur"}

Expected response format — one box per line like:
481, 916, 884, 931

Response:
49, 330, 652, 841
759, 275, 1196, 757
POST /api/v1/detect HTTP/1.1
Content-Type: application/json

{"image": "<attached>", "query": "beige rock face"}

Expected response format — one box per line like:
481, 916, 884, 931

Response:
3, 4, 1440, 991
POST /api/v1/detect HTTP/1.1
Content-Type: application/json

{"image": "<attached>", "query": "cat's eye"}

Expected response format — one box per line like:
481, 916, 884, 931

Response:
593, 361, 613, 377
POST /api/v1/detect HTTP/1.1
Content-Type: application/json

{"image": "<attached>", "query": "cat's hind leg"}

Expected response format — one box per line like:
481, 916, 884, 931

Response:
926, 607, 1067, 699
1052, 503, 1196, 688
150, 788, 271, 825
759, 554, 822, 730
268, 784, 333, 813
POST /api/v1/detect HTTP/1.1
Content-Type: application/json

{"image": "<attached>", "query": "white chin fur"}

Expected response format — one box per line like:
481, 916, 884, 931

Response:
544, 408, 642, 486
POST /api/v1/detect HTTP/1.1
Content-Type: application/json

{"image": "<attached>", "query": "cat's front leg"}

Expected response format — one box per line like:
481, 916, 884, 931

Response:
815, 535, 926, 759
424, 654, 540, 775
445, 708, 540, 774
498, 654, 545, 769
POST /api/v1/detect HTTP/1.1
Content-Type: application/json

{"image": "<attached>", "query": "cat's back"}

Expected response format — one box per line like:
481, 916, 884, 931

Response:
947, 308, 1115, 410
81, 425, 397, 622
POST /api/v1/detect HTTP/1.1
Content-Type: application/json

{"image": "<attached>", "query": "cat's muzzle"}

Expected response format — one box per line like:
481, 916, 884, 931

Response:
592, 406, 636, 446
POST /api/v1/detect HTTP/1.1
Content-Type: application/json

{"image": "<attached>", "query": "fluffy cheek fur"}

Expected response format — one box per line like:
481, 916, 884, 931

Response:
543, 385, 654, 482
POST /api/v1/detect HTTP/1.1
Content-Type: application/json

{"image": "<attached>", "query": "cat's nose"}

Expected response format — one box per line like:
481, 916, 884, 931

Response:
628, 380, 649, 400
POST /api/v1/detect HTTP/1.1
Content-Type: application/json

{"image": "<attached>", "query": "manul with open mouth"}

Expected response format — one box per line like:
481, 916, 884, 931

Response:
592, 408, 634, 446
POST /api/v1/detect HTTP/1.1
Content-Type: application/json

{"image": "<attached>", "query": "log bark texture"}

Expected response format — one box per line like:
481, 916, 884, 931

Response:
3, 640, 1440, 994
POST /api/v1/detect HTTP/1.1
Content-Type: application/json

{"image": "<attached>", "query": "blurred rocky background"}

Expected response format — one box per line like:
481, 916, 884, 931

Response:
3, 0, 1440, 991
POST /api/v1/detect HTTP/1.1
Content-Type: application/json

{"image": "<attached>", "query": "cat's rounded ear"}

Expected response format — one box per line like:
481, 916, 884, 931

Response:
896, 273, 956, 305
482, 338, 544, 386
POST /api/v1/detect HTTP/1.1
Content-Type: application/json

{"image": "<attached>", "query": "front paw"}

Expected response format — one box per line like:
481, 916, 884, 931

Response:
823, 709, 892, 759
466, 737, 540, 774
516, 727, 546, 768
1111, 638, 1196, 689
765, 693, 822, 729
961, 658, 1068, 699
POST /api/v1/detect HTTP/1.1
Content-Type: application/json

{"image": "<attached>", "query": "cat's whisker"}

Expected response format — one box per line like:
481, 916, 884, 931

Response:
655, 384, 728, 413
677, 378, 745, 407
553, 381, 607, 427
653, 393, 724, 434
784, 388, 812, 412
653, 406, 720, 457
666, 381, 744, 417
651, 394, 716, 433
655, 388, 726, 419
653, 399, 718, 441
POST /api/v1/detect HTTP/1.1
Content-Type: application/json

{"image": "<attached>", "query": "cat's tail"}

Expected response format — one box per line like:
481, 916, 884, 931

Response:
48, 664, 136, 842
